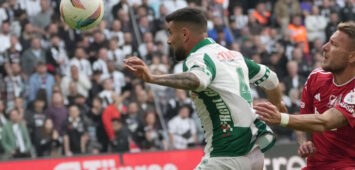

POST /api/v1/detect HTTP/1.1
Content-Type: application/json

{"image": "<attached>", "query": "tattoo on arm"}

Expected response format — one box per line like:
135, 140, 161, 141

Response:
151, 72, 200, 90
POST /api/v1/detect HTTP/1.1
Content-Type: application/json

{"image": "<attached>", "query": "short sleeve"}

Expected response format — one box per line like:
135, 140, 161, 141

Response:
335, 91, 355, 128
183, 53, 216, 91
300, 75, 314, 115
244, 57, 271, 86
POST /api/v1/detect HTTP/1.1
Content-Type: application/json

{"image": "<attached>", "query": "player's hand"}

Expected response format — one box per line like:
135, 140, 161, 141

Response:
298, 141, 316, 158
253, 102, 281, 125
276, 101, 288, 113
124, 57, 153, 83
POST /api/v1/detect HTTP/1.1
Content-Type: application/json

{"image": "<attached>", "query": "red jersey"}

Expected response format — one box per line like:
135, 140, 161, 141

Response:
102, 104, 121, 141
300, 68, 355, 169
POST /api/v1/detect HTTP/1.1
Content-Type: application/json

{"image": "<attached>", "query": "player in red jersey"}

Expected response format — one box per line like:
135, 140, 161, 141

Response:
254, 21, 355, 170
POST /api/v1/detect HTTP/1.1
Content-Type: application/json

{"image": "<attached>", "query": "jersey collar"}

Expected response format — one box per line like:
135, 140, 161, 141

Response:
187, 38, 215, 58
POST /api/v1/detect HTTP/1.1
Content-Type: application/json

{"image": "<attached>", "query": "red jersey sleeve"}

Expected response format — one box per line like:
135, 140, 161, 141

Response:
335, 91, 355, 128
300, 73, 315, 115
102, 105, 120, 141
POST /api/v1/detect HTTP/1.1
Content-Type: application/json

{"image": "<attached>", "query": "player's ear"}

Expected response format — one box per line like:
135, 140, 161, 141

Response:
181, 27, 189, 42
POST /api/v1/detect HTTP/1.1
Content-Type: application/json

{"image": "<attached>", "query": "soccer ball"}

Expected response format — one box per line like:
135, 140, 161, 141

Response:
60, 0, 104, 31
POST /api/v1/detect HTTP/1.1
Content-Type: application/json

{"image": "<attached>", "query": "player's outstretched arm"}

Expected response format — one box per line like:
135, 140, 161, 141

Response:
124, 57, 200, 90
254, 102, 348, 132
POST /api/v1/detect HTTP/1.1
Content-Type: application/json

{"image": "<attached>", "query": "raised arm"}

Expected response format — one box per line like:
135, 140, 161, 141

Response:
125, 57, 201, 91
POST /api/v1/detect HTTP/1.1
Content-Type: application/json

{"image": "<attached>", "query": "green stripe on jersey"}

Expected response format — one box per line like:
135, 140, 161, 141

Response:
254, 68, 270, 86
198, 88, 254, 157
183, 60, 188, 72
243, 57, 261, 79
203, 54, 216, 81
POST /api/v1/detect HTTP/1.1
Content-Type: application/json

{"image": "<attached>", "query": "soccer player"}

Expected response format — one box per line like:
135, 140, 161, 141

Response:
125, 8, 286, 170
254, 21, 355, 169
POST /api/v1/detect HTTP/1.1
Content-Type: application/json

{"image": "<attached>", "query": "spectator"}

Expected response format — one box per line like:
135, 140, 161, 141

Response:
274, 0, 301, 29
107, 38, 125, 70
88, 97, 108, 152
1, 109, 32, 159
19, 23, 37, 51
107, 60, 126, 95
143, 111, 165, 150
0, 21, 12, 53
28, 62, 55, 103
325, 12, 340, 41
124, 102, 145, 149
93, 48, 109, 77
0, 100, 7, 155
98, 78, 116, 108
110, 118, 130, 153
45, 92, 68, 135
283, 60, 306, 95
229, 5, 248, 30
88, 70, 103, 102
111, 0, 129, 19
34, 118, 60, 157
24, 98, 46, 148
162, 0, 187, 14
109, 20, 124, 47
102, 92, 129, 142
305, 5, 327, 42
166, 89, 193, 121
46, 35, 69, 75
288, 15, 309, 54
3, 63, 27, 112
208, 16, 234, 46
62, 105, 88, 156
69, 47, 92, 77
252, 2, 271, 26
17, 0, 41, 17
88, 31, 108, 59
138, 32, 154, 60
32, 0, 53, 30
20, 37, 46, 76
61, 65, 91, 101
340, 0, 355, 21
168, 105, 197, 150
3, 35, 22, 64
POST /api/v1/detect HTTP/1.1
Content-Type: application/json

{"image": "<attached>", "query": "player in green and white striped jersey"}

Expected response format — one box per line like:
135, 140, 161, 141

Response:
125, 7, 287, 170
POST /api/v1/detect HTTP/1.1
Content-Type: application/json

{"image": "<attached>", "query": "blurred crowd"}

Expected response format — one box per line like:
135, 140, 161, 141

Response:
0, 0, 354, 160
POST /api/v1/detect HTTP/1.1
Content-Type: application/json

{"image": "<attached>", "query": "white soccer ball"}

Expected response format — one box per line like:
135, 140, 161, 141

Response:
60, 0, 104, 31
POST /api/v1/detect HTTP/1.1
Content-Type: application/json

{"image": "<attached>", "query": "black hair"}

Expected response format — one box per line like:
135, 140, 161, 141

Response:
165, 7, 207, 32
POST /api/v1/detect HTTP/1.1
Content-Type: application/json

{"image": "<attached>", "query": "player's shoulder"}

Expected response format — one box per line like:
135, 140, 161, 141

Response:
306, 67, 332, 81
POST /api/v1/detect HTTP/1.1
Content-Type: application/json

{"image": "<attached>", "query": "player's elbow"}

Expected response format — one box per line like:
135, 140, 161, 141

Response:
259, 71, 279, 90
314, 115, 333, 132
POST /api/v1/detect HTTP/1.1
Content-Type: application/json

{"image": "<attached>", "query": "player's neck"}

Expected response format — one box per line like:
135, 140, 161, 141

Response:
185, 36, 205, 56
333, 67, 355, 85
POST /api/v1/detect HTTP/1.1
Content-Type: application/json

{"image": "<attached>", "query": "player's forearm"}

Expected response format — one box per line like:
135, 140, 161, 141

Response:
264, 85, 283, 108
287, 114, 329, 132
150, 72, 200, 90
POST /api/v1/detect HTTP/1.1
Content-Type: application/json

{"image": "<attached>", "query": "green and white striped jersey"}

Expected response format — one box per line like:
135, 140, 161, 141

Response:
183, 38, 275, 158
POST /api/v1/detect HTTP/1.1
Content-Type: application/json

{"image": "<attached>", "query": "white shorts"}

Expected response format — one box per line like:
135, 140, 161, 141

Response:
195, 147, 264, 170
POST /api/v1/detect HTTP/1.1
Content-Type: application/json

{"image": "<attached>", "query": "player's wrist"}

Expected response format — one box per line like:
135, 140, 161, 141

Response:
280, 113, 289, 127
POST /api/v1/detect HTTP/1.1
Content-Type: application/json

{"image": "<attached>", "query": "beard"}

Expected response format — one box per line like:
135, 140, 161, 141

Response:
322, 60, 347, 74
173, 46, 187, 61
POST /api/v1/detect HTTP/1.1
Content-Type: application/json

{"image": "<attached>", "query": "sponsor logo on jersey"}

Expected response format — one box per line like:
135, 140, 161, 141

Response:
339, 102, 354, 115
314, 93, 321, 102
328, 95, 338, 108
344, 91, 355, 105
